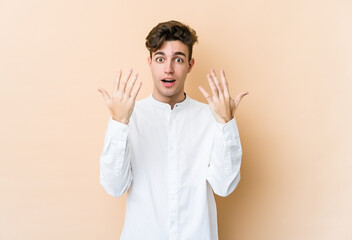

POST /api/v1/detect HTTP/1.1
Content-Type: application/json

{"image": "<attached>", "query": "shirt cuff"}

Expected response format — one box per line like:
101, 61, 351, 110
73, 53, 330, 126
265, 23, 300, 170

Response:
216, 117, 240, 138
107, 116, 129, 141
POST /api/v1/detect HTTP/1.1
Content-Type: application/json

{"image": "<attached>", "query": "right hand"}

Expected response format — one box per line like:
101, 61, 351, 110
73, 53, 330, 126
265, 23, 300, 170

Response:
98, 69, 142, 124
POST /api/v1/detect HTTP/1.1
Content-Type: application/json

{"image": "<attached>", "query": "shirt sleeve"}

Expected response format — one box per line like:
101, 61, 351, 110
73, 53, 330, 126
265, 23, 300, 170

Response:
206, 117, 242, 197
100, 117, 133, 197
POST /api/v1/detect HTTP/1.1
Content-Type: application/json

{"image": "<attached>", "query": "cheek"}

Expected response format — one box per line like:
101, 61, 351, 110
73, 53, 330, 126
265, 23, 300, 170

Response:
150, 66, 159, 77
151, 64, 163, 72
180, 67, 190, 77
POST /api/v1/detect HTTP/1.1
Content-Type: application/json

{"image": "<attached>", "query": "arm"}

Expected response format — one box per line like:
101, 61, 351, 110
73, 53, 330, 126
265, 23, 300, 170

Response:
100, 117, 132, 197
206, 118, 242, 197
98, 69, 142, 197
199, 69, 248, 197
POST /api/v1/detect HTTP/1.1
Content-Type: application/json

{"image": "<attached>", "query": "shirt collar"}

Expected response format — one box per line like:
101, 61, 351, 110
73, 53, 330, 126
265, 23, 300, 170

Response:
150, 93, 190, 111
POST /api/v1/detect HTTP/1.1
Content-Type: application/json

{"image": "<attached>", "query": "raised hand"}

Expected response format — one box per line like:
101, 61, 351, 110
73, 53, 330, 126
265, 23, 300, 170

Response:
198, 69, 248, 124
98, 69, 142, 124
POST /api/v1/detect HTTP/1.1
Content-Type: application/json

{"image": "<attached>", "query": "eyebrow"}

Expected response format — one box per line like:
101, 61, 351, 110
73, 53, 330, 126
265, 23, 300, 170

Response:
154, 51, 186, 57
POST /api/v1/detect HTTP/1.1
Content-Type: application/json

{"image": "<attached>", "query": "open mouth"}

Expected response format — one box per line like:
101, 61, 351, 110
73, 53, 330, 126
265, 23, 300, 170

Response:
161, 79, 176, 87
161, 79, 176, 83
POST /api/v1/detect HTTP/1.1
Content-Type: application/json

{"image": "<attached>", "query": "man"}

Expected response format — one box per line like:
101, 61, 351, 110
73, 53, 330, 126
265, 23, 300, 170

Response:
98, 20, 248, 240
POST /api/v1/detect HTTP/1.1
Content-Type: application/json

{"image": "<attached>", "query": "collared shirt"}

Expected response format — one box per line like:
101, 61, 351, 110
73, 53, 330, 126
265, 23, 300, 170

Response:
100, 95, 242, 240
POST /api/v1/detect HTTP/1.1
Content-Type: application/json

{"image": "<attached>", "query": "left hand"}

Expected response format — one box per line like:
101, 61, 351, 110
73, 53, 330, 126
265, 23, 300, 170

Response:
199, 69, 248, 124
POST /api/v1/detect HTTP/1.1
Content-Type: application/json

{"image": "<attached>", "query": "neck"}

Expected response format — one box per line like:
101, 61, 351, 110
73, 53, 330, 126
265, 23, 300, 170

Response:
152, 92, 186, 110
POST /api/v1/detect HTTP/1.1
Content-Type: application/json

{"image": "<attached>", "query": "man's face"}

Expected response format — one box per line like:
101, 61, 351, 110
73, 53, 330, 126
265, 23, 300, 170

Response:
148, 40, 195, 104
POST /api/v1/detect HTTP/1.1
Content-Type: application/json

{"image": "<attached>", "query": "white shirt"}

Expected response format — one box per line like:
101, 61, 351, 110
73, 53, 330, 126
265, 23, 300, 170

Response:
100, 95, 242, 240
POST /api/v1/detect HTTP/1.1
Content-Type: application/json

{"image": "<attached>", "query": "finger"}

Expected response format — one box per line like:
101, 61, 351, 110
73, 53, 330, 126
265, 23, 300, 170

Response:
211, 70, 224, 100
119, 69, 133, 93
112, 70, 122, 96
207, 73, 219, 99
220, 69, 230, 98
198, 86, 213, 104
125, 73, 138, 97
130, 81, 142, 101
98, 88, 111, 104
234, 91, 249, 107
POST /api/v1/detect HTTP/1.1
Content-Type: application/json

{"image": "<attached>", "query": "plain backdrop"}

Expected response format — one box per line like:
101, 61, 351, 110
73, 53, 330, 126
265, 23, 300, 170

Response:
1, 0, 351, 239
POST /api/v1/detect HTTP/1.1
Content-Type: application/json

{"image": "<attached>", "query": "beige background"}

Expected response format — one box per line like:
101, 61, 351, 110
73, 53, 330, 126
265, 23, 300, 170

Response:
1, 0, 351, 239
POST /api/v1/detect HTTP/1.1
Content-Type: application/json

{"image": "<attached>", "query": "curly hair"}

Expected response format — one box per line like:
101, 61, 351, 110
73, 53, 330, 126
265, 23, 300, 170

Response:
145, 20, 198, 61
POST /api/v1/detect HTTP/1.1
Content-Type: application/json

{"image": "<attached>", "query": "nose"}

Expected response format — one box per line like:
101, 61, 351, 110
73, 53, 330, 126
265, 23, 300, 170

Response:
164, 60, 174, 74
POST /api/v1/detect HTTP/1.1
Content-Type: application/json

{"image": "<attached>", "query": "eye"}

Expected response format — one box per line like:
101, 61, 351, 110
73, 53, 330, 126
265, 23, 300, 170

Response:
156, 57, 164, 63
175, 58, 184, 63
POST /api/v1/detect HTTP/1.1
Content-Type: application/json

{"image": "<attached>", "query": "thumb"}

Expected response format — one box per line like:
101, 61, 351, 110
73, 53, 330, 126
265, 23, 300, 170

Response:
198, 86, 213, 104
235, 91, 249, 107
98, 88, 111, 104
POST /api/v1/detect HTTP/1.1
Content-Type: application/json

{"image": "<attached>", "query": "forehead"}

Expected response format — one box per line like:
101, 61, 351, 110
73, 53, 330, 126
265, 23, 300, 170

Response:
153, 40, 189, 57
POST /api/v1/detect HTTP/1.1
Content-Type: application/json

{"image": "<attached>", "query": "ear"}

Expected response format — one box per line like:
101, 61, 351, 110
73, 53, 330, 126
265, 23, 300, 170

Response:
188, 58, 195, 73
148, 56, 152, 65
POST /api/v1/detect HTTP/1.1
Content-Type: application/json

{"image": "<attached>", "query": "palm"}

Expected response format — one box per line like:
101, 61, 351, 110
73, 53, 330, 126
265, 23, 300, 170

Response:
98, 69, 142, 124
199, 69, 248, 124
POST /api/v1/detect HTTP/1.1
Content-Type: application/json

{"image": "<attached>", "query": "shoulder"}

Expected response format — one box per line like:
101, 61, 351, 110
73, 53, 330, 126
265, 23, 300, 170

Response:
187, 97, 213, 118
186, 97, 218, 131
130, 96, 152, 120
135, 96, 151, 108
188, 96, 209, 110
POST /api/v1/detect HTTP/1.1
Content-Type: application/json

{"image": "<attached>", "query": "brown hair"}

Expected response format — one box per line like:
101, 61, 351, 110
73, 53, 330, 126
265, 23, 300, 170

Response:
145, 20, 198, 61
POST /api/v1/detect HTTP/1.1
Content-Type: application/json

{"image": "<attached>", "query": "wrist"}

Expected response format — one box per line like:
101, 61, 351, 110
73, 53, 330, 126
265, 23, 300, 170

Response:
216, 116, 233, 124
223, 114, 234, 123
111, 115, 129, 125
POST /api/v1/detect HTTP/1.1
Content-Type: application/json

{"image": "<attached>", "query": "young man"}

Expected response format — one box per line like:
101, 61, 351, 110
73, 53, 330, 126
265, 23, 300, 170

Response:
98, 20, 248, 240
